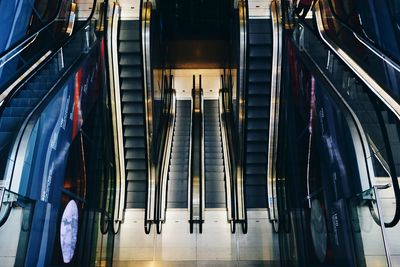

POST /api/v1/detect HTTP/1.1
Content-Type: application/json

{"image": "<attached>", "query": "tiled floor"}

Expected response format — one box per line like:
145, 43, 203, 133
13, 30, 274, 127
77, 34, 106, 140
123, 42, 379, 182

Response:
113, 209, 280, 267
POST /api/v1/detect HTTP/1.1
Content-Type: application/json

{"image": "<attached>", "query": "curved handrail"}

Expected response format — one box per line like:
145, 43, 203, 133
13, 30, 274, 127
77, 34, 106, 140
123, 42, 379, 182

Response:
105, 1, 125, 234
188, 76, 194, 233
219, 89, 234, 229
236, 0, 248, 234
0, 0, 64, 61
266, 0, 282, 231
0, 0, 98, 110
296, 19, 400, 227
3, 7, 99, 196
291, 29, 394, 262
189, 76, 204, 233
141, 0, 155, 234
156, 88, 176, 233
315, 2, 400, 106
324, 0, 400, 68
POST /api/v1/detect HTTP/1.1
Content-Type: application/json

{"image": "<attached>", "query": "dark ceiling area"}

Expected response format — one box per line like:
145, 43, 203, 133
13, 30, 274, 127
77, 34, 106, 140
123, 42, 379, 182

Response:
159, 0, 233, 68
159, 0, 233, 41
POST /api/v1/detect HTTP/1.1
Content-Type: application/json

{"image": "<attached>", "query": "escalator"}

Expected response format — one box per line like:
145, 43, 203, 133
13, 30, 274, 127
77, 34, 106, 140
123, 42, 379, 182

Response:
117, 20, 148, 209
0, 61, 58, 149
204, 100, 226, 208
167, 100, 191, 208
244, 19, 273, 208
275, 3, 400, 263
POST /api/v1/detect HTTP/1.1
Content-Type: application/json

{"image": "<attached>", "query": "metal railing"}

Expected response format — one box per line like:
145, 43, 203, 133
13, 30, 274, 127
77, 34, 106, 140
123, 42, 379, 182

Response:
219, 88, 237, 232
189, 75, 204, 233
156, 88, 176, 233
266, 0, 283, 231
141, 0, 156, 234
106, 1, 125, 234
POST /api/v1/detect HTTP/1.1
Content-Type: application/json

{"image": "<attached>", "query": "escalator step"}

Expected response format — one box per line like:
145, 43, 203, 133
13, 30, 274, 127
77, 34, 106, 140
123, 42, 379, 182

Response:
121, 78, 142, 90
120, 66, 141, 78
120, 56, 141, 66
119, 30, 140, 42
122, 103, 144, 114
123, 115, 144, 126
124, 127, 145, 137
118, 41, 140, 53
125, 139, 145, 149
122, 91, 143, 102
3, 107, 30, 117
0, 117, 24, 130
10, 98, 38, 107
0, 132, 12, 145
249, 19, 272, 34
126, 171, 146, 181
126, 160, 146, 171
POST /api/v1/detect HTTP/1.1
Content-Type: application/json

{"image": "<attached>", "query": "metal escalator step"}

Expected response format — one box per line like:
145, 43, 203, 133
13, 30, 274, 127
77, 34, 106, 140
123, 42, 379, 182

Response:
125, 139, 145, 149
170, 158, 189, 165
120, 66, 141, 78
169, 165, 187, 172
248, 109, 269, 119
249, 19, 272, 33
127, 181, 147, 191
205, 165, 224, 172
122, 91, 143, 102
248, 95, 270, 105
169, 171, 188, 180
118, 41, 140, 53
205, 172, 225, 181
118, 30, 140, 42
170, 152, 188, 159
247, 143, 268, 153
204, 146, 222, 153
126, 160, 146, 170
0, 132, 12, 145
123, 115, 144, 126
245, 175, 267, 185
168, 180, 188, 191
249, 33, 273, 45
2, 107, 30, 117
250, 46, 272, 58
125, 149, 145, 159
0, 117, 23, 130
205, 158, 223, 166
247, 132, 268, 142
120, 56, 141, 66
204, 152, 223, 159
124, 127, 144, 137
122, 103, 143, 114
119, 20, 139, 30
247, 121, 268, 130
248, 72, 271, 83
126, 170, 146, 181
168, 190, 188, 203
246, 165, 267, 175
246, 154, 267, 164
126, 201, 146, 209
10, 98, 39, 107
248, 83, 271, 95
121, 78, 142, 90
